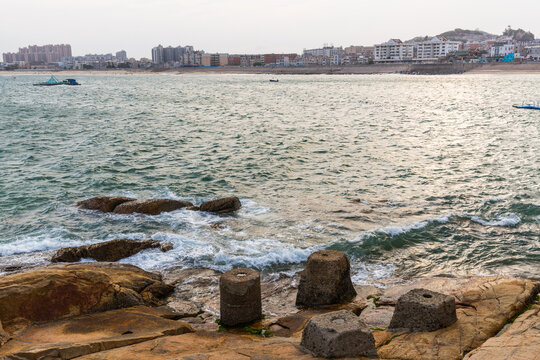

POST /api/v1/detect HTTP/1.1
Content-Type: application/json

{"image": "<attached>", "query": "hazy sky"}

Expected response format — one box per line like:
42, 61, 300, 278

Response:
1, 0, 539, 59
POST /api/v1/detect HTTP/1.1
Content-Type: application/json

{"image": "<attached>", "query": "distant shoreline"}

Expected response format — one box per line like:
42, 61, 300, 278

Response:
3, 62, 540, 76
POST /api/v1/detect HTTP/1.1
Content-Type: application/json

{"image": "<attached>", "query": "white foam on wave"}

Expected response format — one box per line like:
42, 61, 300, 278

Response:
119, 232, 316, 272
0, 231, 87, 256
238, 199, 271, 217
481, 197, 506, 205
351, 262, 395, 284
470, 214, 521, 227
350, 214, 453, 242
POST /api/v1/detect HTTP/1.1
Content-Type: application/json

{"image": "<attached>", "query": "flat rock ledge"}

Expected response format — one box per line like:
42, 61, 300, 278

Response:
77, 196, 241, 215
0, 266, 538, 360
51, 238, 172, 263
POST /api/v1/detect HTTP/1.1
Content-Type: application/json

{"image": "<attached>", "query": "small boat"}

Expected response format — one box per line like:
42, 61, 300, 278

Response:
512, 103, 540, 110
269, 79, 279, 82
33, 76, 63, 86
63, 79, 80, 86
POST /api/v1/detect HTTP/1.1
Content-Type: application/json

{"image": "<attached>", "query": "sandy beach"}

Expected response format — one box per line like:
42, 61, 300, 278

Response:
3, 62, 540, 76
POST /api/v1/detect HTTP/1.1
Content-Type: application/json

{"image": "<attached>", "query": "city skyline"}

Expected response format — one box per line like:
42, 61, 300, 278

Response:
1, 0, 539, 59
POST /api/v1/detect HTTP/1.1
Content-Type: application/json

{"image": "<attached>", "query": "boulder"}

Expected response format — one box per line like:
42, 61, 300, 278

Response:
51, 239, 170, 263
113, 199, 193, 215
296, 250, 357, 307
300, 310, 377, 358
220, 268, 262, 327
77, 196, 135, 213
0, 306, 194, 360
199, 197, 241, 214
388, 288, 457, 332
0, 263, 173, 336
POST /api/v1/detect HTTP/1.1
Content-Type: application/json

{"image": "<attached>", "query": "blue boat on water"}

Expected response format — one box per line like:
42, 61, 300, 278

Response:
33, 76, 80, 86
513, 102, 540, 110
33, 76, 63, 86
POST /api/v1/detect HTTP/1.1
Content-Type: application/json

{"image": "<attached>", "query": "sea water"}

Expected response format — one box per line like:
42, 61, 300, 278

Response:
0, 73, 538, 283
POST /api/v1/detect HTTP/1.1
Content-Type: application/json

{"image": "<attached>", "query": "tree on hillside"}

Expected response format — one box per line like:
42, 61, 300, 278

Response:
503, 26, 535, 41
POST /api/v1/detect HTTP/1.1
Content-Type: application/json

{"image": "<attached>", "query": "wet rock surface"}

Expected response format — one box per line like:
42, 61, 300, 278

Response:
76, 196, 135, 213
388, 288, 457, 332
199, 196, 242, 214
113, 198, 194, 215
301, 310, 377, 358
296, 250, 357, 307
51, 238, 172, 263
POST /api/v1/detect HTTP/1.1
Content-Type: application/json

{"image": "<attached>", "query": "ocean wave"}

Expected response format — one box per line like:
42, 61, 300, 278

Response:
351, 262, 395, 284
481, 197, 506, 205
0, 232, 87, 256
470, 214, 521, 227
119, 232, 316, 272
350, 214, 453, 242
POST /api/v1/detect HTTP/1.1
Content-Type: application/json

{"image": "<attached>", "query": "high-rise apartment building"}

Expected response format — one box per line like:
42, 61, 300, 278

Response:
373, 39, 414, 61
3, 44, 72, 64
115, 50, 127, 62
416, 36, 460, 59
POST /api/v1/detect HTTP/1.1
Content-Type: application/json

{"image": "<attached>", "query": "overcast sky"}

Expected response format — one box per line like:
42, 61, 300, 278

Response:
1, 0, 539, 59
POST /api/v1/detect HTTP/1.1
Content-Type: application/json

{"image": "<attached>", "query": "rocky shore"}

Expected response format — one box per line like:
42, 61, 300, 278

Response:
0, 197, 538, 359
0, 258, 538, 359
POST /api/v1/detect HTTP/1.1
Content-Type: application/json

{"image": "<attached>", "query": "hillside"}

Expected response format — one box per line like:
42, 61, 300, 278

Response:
406, 27, 536, 43
406, 28, 496, 43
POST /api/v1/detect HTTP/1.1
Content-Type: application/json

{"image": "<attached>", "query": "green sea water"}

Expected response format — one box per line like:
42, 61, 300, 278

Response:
0, 73, 538, 282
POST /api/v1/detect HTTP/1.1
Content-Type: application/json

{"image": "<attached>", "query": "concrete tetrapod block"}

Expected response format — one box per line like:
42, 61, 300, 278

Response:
296, 250, 357, 307
301, 310, 377, 358
220, 268, 262, 327
388, 288, 457, 332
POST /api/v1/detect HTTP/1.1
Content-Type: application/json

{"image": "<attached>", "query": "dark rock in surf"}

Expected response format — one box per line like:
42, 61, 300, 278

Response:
77, 196, 135, 213
199, 197, 241, 214
113, 199, 193, 215
51, 238, 171, 263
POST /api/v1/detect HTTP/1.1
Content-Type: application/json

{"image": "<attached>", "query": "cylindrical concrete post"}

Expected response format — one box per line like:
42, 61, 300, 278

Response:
220, 268, 262, 327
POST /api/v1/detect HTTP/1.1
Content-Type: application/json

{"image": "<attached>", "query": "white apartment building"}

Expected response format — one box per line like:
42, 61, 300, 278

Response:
490, 42, 515, 57
303, 46, 343, 57
416, 36, 460, 59
374, 39, 414, 61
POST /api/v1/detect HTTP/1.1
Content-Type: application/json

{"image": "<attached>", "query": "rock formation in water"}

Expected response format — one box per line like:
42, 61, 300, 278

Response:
77, 196, 242, 215
77, 196, 135, 212
113, 199, 194, 215
51, 238, 172, 263
199, 197, 242, 214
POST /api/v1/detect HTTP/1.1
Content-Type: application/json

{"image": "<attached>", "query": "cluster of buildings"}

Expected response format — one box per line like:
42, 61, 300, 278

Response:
150, 44, 298, 68
2, 44, 72, 65
1, 45, 134, 69
373, 36, 540, 64
2, 34, 540, 70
